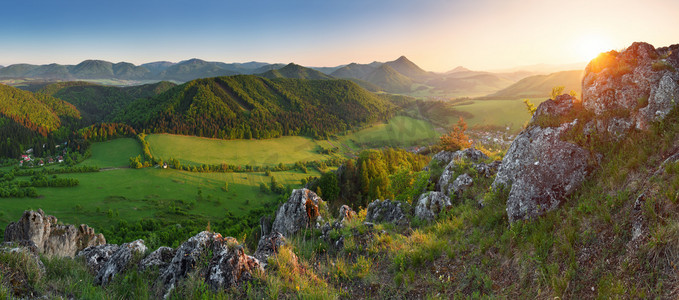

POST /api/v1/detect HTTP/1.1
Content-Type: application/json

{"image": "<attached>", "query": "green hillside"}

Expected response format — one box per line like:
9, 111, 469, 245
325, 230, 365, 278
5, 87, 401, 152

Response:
39, 81, 175, 124
0, 84, 79, 133
118, 75, 395, 139
365, 64, 414, 93
258, 63, 334, 80
484, 70, 584, 99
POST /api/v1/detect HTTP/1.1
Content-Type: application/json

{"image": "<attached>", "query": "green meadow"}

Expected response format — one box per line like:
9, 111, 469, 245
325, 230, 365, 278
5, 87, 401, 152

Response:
336, 115, 440, 150
0, 137, 320, 233
453, 98, 548, 132
146, 134, 334, 167
80, 138, 141, 168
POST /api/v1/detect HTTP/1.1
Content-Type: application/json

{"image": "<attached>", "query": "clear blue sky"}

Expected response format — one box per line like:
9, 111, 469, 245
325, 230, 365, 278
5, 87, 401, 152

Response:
1, 0, 678, 71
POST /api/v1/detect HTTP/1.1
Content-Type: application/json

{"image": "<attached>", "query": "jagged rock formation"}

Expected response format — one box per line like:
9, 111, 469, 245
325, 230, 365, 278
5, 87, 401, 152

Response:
254, 232, 287, 266
3, 209, 106, 257
159, 231, 261, 298
449, 173, 474, 199
366, 199, 408, 225
271, 188, 324, 237
414, 192, 452, 221
437, 148, 489, 197
95, 240, 147, 285
582, 42, 679, 132
77, 244, 121, 274
139, 246, 175, 271
474, 160, 502, 178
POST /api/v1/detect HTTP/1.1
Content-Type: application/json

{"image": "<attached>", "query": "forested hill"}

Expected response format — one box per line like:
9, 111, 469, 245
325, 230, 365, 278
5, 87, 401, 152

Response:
117, 75, 396, 139
38, 81, 176, 124
0, 84, 79, 135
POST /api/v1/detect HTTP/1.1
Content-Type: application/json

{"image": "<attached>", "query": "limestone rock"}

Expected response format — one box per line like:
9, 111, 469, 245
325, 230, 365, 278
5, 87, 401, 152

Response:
414, 192, 451, 221
206, 243, 262, 291
432, 148, 489, 168
493, 120, 590, 222
437, 148, 489, 194
77, 244, 121, 274
474, 160, 502, 178
4, 209, 105, 257
271, 188, 324, 237
366, 199, 408, 225
139, 246, 176, 272
159, 231, 218, 298
95, 240, 147, 285
582, 42, 679, 131
337, 205, 357, 225
253, 231, 286, 267
448, 173, 473, 199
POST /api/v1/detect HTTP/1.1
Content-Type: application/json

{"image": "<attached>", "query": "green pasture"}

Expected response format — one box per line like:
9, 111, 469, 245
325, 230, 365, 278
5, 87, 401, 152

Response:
337, 116, 440, 149
80, 138, 141, 168
146, 134, 335, 167
453, 98, 548, 132
0, 135, 320, 234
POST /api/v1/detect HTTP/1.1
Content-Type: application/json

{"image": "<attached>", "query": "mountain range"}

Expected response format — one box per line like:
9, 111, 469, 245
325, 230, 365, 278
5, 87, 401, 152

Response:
0, 57, 585, 98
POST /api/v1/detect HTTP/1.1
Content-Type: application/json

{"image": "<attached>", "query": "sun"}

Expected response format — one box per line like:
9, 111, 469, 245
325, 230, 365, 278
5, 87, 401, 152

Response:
576, 35, 612, 62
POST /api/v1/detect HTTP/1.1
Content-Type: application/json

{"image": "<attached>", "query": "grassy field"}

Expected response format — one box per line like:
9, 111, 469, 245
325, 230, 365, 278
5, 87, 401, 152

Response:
80, 138, 140, 168
146, 134, 335, 167
0, 136, 320, 234
335, 116, 440, 150
453, 98, 548, 132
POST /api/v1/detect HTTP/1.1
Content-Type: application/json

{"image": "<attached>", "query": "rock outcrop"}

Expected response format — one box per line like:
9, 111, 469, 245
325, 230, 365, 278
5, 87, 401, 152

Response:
4, 209, 106, 257
271, 188, 324, 237
365, 199, 408, 225
494, 119, 591, 222
414, 192, 451, 221
337, 205, 357, 225
582, 42, 679, 132
95, 240, 147, 285
77, 244, 120, 274
448, 173, 473, 199
254, 232, 287, 266
494, 42, 679, 223
139, 246, 175, 271
159, 231, 261, 298
437, 148, 489, 195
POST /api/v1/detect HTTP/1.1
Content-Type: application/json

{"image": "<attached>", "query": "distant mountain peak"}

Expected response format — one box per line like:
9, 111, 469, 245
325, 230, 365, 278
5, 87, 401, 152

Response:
448, 66, 471, 73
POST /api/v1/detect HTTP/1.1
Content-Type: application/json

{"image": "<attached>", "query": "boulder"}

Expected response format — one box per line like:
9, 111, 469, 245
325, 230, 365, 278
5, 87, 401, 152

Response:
253, 231, 287, 267
432, 148, 489, 167
414, 192, 451, 221
159, 231, 218, 298
205, 243, 263, 291
4, 209, 106, 257
158, 231, 260, 297
77, 244, 121, 274
271, 188, 324, 237
95, 240, 147, 285
365, 199, 408, 225
437, 148, 489, 194
337, 205, 357, 225
139, 246, 176, 272
493, 120, 591, 222
448, 173, 473, 199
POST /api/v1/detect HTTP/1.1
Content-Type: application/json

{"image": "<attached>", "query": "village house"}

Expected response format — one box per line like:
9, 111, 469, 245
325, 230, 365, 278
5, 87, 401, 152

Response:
57, 156, 64, 163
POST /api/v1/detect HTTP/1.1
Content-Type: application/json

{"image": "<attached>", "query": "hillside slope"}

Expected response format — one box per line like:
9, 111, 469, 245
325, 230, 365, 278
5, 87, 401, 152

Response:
258, 63, 334, 80
39, 81, 175, 124
0, 84, 79, 134
484, 69, 584, 99
117, 75, 395, 139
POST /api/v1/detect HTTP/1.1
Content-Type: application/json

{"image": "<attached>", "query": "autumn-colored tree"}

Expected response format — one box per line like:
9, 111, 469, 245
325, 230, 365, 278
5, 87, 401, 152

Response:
439, 117, 471, 152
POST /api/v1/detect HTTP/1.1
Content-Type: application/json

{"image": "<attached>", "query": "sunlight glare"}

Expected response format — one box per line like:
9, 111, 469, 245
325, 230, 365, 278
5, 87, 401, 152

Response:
577, 35, 612, 62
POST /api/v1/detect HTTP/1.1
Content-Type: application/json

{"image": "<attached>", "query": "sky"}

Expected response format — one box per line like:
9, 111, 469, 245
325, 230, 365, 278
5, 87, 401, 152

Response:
1, 0, 678, 72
